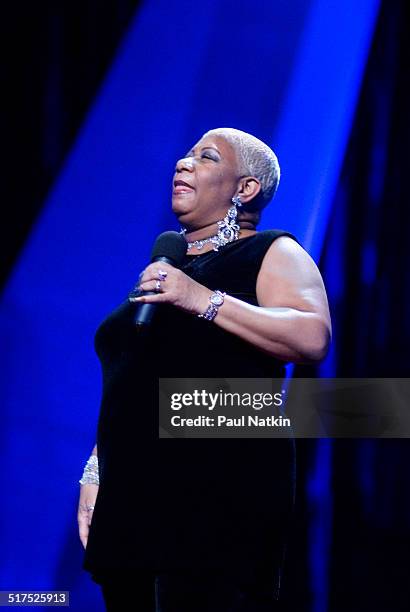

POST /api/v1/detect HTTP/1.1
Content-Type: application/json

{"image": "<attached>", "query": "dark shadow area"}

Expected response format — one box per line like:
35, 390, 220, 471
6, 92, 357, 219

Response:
2, 1, 141, 288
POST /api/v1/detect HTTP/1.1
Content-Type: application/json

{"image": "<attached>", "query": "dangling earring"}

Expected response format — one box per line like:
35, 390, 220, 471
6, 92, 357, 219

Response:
226, 195, 242, 227
212, 195, 242, 248
220, 195, 242, 233
231, 195, 242, 208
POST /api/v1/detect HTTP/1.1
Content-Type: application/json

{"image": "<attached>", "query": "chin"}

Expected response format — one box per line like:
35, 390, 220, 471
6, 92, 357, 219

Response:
173, 210, 198, 232
172, 198, 194, 217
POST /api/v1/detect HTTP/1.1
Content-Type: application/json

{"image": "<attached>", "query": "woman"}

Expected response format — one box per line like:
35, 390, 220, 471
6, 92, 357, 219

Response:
78, 127, 331, 610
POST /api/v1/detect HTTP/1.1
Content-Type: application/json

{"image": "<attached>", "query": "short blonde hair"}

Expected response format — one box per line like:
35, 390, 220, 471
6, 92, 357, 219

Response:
202, 127, 280, 207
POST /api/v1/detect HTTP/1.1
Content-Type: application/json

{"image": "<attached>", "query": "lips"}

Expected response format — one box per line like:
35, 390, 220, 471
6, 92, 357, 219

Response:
173, 179, 194, 193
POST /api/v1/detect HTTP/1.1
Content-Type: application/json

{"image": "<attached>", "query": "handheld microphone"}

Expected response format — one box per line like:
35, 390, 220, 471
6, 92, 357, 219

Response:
134, 231, 187, 326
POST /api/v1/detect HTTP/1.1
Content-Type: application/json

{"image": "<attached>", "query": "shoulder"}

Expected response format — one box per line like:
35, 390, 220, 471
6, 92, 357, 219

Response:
256, 233, 330, 315
254, 229, 300, 247
259, 232, 316, 273
251, 229, 312, 275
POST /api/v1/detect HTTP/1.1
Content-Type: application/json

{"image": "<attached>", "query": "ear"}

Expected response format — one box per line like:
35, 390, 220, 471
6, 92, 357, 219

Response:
236, 176, 261, 204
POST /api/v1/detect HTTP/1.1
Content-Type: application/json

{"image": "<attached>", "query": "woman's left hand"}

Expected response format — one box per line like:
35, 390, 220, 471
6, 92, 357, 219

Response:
131, 262, 211, 315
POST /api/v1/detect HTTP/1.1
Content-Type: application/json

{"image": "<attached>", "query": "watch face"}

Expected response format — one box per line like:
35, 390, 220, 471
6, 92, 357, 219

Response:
211, 293, 224, 306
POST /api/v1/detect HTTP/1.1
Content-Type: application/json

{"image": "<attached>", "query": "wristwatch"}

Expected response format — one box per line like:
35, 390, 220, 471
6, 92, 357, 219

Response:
198, 290, 226, 321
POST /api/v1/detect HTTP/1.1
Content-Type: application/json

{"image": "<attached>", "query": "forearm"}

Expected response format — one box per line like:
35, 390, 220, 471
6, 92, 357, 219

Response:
134, 258, 331, 363
212, 295, 330, 364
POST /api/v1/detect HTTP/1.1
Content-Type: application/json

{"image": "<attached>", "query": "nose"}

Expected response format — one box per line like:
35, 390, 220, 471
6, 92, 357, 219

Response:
175, 156, 194, 173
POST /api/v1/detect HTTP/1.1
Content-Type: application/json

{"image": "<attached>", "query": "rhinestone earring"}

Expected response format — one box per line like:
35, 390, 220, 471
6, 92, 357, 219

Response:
231, 195, 242, 208
211, 195, 242, 247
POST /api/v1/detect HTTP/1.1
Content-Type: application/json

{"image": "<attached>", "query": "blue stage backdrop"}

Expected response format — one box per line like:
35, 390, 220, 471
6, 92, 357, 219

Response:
0, 0, 379, 609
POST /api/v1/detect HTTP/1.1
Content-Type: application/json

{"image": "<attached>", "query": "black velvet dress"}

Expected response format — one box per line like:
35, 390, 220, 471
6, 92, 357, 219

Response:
83, 229, 297, 591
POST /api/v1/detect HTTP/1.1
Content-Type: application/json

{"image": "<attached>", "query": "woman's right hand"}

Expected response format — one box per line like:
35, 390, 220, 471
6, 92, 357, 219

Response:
78, 484, 99, 549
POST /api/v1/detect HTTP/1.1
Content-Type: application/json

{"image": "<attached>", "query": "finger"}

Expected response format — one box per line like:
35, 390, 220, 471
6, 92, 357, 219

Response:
139, 280, 166, 293
78, 499, 97, 514
139, 272, 159, 284
140, 263, 173, 283
78, 515, 89, 547
132, 293, 168, 304
78, 499, 96, 527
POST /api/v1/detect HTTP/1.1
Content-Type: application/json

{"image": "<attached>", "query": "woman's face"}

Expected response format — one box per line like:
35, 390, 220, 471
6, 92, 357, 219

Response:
172, 135, 241, 230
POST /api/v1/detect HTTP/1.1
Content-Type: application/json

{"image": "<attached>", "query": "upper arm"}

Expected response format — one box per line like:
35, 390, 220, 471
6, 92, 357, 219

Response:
256, 236, 332, 336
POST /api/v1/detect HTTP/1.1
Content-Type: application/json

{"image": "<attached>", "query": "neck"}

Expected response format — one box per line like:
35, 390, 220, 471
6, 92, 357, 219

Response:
183, 222, 257, 255
184, 222, 218, 243
185, 221, 256, 242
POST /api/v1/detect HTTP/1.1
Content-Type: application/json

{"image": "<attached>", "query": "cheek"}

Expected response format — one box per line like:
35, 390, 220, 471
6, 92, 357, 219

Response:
200, 171, 231, 196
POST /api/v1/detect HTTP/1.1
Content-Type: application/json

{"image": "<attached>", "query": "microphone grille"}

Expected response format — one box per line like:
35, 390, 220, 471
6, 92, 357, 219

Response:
151, 231, 187, 266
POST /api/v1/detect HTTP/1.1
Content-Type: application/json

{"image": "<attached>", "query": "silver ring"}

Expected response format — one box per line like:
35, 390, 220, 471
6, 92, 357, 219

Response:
155, 279, 161, 292
158, 269, 168, 281
86, 505, 95, 512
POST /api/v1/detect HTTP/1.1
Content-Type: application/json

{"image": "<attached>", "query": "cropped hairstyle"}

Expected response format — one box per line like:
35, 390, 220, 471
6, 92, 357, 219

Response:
202, 127, 280, 210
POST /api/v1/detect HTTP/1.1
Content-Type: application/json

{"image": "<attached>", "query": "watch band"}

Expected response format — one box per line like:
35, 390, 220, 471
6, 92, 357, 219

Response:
198, 290, 226, 321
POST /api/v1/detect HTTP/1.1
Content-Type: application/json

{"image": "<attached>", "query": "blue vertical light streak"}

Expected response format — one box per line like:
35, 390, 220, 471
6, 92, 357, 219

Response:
263, 1, 381, 610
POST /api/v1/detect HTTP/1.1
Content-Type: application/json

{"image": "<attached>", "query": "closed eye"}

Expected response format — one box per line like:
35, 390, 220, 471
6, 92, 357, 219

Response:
182, 148, 220, 161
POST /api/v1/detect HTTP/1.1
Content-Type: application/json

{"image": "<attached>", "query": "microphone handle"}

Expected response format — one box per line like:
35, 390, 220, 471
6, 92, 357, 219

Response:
134, 256, 175, 326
